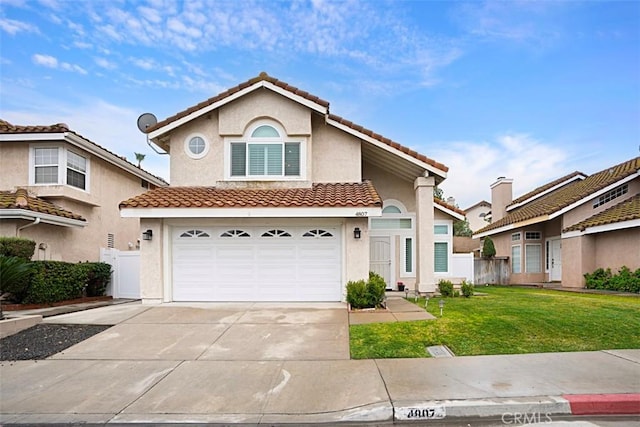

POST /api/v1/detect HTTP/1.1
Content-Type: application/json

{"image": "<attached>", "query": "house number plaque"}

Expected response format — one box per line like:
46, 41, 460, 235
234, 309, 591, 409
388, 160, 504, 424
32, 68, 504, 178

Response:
396, 405, 446, 420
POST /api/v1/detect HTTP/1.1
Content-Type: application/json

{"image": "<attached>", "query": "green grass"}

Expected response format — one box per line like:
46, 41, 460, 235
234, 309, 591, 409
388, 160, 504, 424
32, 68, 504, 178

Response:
349, 286, 640, 359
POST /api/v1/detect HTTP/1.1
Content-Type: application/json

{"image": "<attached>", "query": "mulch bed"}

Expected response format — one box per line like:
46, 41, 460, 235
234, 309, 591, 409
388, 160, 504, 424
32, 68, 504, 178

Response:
2, 296, 112, 311
0, 324, 111, 361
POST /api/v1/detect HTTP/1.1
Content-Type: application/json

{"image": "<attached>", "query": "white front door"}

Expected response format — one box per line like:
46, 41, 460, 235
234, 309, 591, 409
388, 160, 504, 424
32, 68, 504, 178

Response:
550, 239, 562, 281
370, 236, 392, 288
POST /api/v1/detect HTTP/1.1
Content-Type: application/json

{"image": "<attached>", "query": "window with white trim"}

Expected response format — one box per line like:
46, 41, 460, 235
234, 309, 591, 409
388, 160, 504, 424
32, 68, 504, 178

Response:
511, 232, 521, 242
184, 134, 209, 159
434, 242, 448, 273
403, 237, 414, 274
31, 146, 89, 191
511, 245, 522, 274
261, 229, 291, 237
593, 184, 628, 208
228, 121, 303, 179
220, 229, 250, 237
525, 244, 542, 273
180, 230, 210, 238
434, 225, 448, 235
303, 229, 334, 237
525, 231, 541, 240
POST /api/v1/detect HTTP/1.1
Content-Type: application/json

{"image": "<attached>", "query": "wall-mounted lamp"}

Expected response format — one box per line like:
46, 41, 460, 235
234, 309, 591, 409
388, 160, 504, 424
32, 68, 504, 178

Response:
142, 229, 153, 241
353, 227, 361, 239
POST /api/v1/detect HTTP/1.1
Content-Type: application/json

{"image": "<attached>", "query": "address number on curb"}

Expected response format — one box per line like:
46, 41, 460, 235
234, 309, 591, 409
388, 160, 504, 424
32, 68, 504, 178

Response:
396, 405, 446, 420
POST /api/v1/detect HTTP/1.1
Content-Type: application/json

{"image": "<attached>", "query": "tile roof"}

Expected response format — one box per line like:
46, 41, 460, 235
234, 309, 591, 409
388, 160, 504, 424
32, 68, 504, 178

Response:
0, 119, 168, 185
120, 181, 382, 209
464, 200, 491, 211
147, 72, 330, 133
0, 189, 86, 221
434, 198, 466, 216
508, 171, 586, 207
563, 194, 640, 232
145, 72, 448, 173
476, 156, 640, 235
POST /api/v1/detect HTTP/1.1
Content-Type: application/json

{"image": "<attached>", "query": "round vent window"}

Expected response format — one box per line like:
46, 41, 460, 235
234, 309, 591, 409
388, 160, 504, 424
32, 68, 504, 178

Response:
184, 134, 209, 159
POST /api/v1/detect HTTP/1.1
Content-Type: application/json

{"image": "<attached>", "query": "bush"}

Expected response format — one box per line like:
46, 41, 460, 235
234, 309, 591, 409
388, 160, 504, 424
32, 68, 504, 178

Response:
437, 279, 454, 297
0, 255, 33, 302
0, 237, 35, 260
585, 266, 640, 293
461, 280, 474, 298
25, 261, 85, 304
76, 262, 112, 297
346, 272, 387, 309
482, 237, 496, 258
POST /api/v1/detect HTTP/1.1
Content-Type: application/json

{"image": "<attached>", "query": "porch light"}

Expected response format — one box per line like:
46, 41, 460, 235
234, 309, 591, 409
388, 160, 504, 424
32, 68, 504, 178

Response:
439, 299, 445, 317
142, 229, 153, 241
353, 227, 361, 239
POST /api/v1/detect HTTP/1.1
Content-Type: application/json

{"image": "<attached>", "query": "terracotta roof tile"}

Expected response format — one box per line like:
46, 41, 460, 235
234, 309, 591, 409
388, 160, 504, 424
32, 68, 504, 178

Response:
476, 157, 640, 235
434, 198, 466, 216
508, 171, 586, 207
0, 119, 168, 185
120, 181, 382, 210
563, 194, 640, 232
147, 72, 330, 133
0, 189, 86, 221
328, 113, 448, 173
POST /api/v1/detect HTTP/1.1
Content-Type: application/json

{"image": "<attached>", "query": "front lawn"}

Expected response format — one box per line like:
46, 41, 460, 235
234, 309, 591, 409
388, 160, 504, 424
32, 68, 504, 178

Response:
349, 286, 640, 359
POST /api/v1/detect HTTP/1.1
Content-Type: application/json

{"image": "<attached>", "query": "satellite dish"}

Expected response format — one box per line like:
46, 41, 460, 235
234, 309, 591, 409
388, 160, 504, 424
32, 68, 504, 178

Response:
137, 113, 157, 133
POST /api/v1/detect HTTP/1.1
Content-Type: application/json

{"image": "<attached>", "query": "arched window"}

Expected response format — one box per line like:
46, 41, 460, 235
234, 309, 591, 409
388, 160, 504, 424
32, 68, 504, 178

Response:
229, 120, 303, 178
303, 229, 334, 238
180, 230, 210, 238
220, 229, 251, 237
261, 229, 292, 237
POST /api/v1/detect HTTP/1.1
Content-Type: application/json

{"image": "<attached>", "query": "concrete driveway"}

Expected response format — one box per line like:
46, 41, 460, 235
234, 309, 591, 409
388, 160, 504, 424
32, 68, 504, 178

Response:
44, 302, 350, 361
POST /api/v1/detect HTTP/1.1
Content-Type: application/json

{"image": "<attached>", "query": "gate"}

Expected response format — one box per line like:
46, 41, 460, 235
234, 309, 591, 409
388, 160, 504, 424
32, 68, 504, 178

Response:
100, 248, 140, 299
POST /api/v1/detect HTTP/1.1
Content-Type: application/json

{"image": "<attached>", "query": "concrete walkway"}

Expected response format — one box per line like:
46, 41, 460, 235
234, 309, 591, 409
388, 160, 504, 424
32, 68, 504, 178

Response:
348, 293, 436, 325
1, 302, 639, 425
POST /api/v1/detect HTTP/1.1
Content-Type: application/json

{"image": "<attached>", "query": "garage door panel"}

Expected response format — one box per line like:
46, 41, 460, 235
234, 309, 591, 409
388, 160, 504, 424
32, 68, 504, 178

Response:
172, 226, 342, 301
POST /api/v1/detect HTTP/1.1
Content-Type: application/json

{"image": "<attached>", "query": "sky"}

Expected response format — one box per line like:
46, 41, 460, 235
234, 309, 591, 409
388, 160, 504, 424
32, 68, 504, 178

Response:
1, 0, 639, 209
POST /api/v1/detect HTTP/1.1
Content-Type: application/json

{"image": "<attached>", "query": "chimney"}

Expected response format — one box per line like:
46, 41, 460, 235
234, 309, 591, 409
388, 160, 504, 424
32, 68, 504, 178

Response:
446, 196, 456, 207
490, 177, 513, 222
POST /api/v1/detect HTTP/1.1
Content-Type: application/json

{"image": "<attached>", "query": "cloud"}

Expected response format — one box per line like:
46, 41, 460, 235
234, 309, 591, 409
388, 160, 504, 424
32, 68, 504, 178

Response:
32, 53, 87, 74
430, 133, 571, 209
95, 57, 117, 70
0, 18, 39, 35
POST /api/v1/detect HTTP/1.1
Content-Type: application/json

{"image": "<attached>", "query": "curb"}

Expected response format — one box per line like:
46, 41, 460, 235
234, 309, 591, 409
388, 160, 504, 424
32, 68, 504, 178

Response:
394, 394, 640, 422
564, 393, 640, 415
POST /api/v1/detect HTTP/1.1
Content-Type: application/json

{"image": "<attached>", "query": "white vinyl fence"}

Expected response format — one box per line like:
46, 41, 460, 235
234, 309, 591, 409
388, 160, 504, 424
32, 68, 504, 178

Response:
100, 248, 140, 299
451, 253, 475, 283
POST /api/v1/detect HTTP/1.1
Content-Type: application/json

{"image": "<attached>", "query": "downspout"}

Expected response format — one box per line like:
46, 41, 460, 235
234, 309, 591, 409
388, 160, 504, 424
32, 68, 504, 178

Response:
17, 217, 40, 236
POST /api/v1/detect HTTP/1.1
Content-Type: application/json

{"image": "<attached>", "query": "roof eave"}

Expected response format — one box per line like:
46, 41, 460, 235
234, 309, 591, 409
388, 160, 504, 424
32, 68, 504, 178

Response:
0, 209, 87, 227
121, 206, 382, 219
148, 80, 329, 142
562, 218, 640, 238
435, 203, 465, 221
474, 215, 549, 238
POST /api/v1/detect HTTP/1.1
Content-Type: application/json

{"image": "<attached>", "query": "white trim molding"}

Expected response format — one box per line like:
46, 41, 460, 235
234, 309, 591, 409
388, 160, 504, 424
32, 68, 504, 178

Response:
562, 218, 640, 239
0, 209, 87, 228
121, 206, 383, 219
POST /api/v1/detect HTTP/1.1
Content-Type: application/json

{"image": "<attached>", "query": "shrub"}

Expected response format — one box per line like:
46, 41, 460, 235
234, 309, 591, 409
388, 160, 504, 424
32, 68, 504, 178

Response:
584, 266, 640, 293
0, 255, 33, 302
461, 280, 474, 298
76, 262, 112, 297
24, 261, 84, 304
0, 237, 36, 260
437, 279, 454, 297
346, 280, 368, 309
482, 237, 496, 258
346, 272, 387, 309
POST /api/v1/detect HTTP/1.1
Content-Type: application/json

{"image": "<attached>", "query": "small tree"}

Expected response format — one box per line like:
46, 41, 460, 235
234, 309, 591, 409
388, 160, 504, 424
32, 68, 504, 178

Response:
134, 152, 146, 167
0, 256, 33, 319
482, 237, 496, 258
433, 186, 444, 201
454, 219, 473, 237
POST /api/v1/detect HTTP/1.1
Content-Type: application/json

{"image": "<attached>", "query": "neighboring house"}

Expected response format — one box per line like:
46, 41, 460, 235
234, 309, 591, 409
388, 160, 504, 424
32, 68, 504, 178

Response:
0, 120, 167, 263
119, 72, 468, 303
475, 157, 639, 287
464, 200, 491, 232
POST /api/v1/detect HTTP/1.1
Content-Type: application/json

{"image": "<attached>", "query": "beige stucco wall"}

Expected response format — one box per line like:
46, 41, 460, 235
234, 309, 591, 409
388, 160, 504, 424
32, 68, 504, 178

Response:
139, 218, 165, 302
219, 90, 311, 136
466, 205, 491, 232
594, 228, 640, 271
168, 114, 222, 186
1, 141, 151, 262
363, 162, 415, 211
311, 114, 361, 183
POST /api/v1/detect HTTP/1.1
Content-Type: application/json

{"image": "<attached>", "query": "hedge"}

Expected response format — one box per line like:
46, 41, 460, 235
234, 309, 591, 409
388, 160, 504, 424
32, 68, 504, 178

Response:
22, 261, 112, 304
584, 266, 640, 293
346, 271, 387, 309
0, 237, 35, 260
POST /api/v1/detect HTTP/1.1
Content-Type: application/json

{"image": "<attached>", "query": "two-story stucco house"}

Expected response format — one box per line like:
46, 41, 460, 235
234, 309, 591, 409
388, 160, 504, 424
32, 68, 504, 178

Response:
120, 73, 467, 303
475, 157, 639, 287
0, 120, 167, 263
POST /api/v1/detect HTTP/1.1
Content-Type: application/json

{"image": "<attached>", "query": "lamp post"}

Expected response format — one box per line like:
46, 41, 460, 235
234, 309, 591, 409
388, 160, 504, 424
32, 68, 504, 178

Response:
439, 299, 444, 317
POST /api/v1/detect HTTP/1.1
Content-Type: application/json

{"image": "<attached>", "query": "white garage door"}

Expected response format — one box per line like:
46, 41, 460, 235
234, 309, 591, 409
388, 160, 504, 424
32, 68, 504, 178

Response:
172, 226, 342, 301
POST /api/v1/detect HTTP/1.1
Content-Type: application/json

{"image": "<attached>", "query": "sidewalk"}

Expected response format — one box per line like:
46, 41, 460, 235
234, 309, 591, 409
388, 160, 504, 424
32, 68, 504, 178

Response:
1, 302, 639, 425
348, 292, 436, 325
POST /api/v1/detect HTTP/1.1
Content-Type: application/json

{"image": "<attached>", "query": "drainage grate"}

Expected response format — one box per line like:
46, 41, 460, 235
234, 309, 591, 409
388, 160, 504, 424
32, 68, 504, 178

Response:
426, 345, 455, 358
